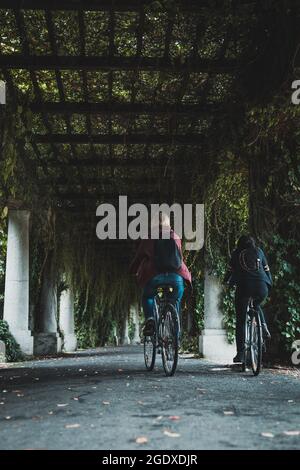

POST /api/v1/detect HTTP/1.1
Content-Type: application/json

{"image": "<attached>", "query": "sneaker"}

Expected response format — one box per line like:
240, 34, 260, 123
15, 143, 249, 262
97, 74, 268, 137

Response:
262, 323, 271, 339
233, 353, 244, 363
143, 319, 155, 336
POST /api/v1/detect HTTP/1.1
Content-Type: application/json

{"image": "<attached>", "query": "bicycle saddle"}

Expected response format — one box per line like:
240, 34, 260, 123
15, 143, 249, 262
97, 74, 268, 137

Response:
156, 285, 174, 295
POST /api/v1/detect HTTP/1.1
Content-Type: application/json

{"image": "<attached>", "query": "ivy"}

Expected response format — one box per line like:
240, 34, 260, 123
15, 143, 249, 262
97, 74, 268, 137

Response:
0, 320, 24, 362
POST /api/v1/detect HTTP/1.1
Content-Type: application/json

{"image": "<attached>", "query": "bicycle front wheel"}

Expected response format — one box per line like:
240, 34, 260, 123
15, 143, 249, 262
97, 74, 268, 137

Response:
161, 304, 179, 377
144, 333, 156, 371
250, 311, 262, 376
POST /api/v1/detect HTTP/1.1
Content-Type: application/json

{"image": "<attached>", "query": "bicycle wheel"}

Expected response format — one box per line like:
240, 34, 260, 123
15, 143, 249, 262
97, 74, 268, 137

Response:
161, 303, 179, 377
250, 310, 262, 376
242, 316, 250, 372
144, 333, 156, 371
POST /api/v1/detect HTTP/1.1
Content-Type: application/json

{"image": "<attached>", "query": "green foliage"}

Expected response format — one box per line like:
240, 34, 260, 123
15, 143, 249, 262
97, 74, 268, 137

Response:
203, 158, 249, 341
267, 235, 300, 351
0, 221, 6, 318
180, 333, 199, 355
221, 288, 236, 344
193, 277, 205, 333
0, 320, 24, 362
0, 3, 299, 358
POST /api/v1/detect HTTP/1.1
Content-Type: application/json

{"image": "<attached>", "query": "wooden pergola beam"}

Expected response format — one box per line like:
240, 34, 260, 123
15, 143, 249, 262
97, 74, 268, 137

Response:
29, 101, 236, 115
0, 55, 244, 73
42, 156, 193, 168
0, 0, 255, 11
57, 190, 176, 200
35, 133, 207, 144
51, 175, 165, 184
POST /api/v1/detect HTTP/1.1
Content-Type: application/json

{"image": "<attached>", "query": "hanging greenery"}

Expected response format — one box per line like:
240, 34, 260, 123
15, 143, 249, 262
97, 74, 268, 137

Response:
0, 1, 299, 355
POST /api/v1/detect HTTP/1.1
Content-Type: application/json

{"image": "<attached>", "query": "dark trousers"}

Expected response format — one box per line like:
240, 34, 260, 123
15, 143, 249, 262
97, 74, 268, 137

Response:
235, 281, 269, 354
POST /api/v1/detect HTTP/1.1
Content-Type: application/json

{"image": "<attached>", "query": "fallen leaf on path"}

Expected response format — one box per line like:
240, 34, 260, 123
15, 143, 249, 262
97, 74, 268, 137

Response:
164, 430, 180, 438
135, 436, 148, 444
65, 423, 80, 429
261, 432, 274, 438
283, 430, 300, 436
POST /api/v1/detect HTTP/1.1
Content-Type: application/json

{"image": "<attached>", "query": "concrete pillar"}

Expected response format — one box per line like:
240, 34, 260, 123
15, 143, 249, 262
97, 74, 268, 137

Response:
121, 314, 130, 345
59, 288, 77, 352
3, 209, 33, 355
199, 271, 235, 363
130, 303, 140, 344
0, 340, 6, 363
34, 252, 61, 355
112, 325, 119, 346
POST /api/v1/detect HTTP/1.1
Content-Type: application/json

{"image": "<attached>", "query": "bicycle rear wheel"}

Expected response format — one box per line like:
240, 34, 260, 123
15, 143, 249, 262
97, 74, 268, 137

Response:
250, 310, 262, 376
242, 316, 250, 372
144, 333, 156, 371
161, 303, 179, 377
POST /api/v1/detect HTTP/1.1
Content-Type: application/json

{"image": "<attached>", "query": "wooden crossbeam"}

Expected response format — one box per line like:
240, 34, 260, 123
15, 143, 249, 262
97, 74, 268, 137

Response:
56, 190, 175, 200
51, 175, 164, 185
42, 156, 192, 168
29, 101, 235, 114
0, 55, 244, 72
35, 133, 207, 144
0, 0, 255, 11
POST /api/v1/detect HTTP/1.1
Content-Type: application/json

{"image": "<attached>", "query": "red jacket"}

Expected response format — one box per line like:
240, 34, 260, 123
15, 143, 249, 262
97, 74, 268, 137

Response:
129, 230, 192, 288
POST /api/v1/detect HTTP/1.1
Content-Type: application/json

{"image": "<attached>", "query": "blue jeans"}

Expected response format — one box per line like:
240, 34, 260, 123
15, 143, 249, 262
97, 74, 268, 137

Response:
142, 273, 185, 320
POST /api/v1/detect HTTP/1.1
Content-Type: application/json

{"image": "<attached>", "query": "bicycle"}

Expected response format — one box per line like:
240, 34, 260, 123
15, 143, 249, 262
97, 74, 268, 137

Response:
242, 298, 264, 376
143, 285, 180, 377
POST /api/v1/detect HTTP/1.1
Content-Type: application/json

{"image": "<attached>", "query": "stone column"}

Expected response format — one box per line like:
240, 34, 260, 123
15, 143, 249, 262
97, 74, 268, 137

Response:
130, 303, 140, 344
112, 325, 119, 346
3, 209, 33, 355
59, 287, 77, 352
199, 271, 235, 363
120, 314, 130, 345
34, 251, 61, 355
0, 340, 6, 363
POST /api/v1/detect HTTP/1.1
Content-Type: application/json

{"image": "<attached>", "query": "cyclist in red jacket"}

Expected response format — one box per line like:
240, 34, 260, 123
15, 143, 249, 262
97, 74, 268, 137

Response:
129, 213, 191, 336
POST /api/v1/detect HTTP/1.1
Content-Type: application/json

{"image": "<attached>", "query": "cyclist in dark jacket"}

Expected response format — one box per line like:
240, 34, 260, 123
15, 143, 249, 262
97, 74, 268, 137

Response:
225, 235, 272, 363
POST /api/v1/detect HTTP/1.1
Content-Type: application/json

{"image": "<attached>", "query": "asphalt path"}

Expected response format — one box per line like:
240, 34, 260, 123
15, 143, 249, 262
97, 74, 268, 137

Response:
0, 345, 299, 450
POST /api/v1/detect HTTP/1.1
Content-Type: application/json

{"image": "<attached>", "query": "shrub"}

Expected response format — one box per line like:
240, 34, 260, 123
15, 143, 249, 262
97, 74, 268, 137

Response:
0, 320, 24, 362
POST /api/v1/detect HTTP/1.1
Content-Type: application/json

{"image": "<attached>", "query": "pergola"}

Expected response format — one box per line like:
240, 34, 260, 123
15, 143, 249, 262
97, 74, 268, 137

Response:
0, 0, 263, 357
